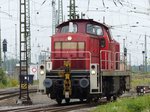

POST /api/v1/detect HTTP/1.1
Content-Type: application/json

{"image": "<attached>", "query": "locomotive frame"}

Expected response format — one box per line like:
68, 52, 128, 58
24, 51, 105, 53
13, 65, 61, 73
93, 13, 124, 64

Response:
39, 19, 131, 104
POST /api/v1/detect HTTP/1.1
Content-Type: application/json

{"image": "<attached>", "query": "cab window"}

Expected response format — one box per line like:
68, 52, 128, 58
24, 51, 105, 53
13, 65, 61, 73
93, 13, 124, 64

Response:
87, 24, 103, 36
61, 24, 77, 33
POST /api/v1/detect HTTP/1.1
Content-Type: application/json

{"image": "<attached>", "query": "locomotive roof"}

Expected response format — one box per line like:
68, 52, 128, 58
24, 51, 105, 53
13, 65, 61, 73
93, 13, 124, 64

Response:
56, 19, 110, 29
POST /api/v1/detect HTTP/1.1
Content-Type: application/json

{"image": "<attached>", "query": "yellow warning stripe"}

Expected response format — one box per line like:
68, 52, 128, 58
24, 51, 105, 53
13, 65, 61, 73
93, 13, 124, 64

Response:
21, 83, 27, 89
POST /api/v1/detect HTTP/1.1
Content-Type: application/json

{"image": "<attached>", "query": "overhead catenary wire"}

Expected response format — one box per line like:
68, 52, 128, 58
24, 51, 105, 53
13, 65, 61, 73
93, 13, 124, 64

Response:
113, 0, 118, 6
87, 0, 90, 11
41, 0, 47, 6
87, 7, 150, 21
108, 0, 148, 10
102, 0, 106, 7
118, 0, 123, 6
112, 28, 150, 37
0, 0, 150, 65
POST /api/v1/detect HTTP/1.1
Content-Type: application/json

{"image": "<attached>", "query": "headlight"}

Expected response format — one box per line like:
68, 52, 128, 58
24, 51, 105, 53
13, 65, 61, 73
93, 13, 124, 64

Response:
40, 70, 45, 75
91, 70, 96, 75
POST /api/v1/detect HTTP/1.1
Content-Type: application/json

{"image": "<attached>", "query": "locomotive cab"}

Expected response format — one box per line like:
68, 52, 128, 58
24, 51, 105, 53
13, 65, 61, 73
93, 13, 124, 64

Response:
40, 19, 131, 104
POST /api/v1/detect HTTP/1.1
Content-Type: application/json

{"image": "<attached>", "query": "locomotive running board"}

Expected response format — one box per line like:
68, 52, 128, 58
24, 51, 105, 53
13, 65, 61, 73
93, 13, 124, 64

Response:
90, 64, 102, 94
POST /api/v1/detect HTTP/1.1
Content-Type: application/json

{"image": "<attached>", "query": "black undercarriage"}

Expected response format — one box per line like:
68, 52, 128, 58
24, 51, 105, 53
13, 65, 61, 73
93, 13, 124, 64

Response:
45, 70, 130, 104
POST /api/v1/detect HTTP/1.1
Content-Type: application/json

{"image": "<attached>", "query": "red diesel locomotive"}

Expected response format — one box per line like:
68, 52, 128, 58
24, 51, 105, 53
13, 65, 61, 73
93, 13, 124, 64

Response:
40, 19, 131, 104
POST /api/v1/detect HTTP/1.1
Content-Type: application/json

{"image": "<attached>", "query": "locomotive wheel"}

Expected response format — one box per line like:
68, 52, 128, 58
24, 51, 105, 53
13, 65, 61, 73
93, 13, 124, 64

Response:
56, 98, 62, 105
80, 98, 83, 102
65, 98, 70, 104
106, 95, 111, 101
94, 97, 99, 102
113, 95, 117, 101
86, 96, 92, 103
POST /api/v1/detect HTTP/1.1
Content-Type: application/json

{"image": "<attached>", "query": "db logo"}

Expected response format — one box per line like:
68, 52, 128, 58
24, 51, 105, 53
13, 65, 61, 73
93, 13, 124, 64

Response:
32, 67, 37, 73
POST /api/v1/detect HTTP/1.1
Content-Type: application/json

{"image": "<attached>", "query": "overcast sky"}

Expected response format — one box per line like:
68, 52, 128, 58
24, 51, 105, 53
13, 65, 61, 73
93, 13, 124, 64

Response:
0, 0, 150, 65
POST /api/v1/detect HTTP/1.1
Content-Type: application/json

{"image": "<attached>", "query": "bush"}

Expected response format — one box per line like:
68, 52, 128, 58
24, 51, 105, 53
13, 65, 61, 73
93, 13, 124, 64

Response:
0, 68, 18, 88
0, 68, 8, 86
92, 95, 150, 112
10, 79, 18, 87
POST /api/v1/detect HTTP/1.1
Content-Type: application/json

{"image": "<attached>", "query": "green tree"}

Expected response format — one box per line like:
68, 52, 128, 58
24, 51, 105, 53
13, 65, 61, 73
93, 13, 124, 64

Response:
0, 68, 7, 86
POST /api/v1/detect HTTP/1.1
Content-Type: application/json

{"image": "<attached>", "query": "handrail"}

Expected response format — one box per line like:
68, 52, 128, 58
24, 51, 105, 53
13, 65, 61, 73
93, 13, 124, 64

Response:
100, 50, 131, 71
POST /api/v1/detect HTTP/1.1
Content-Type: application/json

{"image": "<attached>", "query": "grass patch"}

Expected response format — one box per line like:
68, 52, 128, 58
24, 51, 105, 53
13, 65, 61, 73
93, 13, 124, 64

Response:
92, 95, 150, 112
131, 73, 150, 89
131, 77, 150, 88
91, 73, 150, 112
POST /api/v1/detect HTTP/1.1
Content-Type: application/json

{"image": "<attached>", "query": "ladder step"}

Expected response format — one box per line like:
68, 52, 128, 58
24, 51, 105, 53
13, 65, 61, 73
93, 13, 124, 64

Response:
20, 59, 27, 61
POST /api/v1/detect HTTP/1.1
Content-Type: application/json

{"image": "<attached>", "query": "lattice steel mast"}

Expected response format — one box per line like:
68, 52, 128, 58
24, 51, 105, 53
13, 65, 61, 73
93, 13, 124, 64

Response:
52, 0, 56, 35
17, 0, 32, 104
57, 0, 63, 24
68, 0, 78, 20
26, 0, 31, 64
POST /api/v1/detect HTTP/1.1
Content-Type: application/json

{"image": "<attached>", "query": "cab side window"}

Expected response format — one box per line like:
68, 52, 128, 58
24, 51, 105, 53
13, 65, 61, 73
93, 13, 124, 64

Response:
87, 24, 103, 36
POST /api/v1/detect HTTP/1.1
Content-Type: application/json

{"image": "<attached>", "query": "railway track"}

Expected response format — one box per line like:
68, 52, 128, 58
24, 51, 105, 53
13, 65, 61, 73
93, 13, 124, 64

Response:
0, 86, 37, 101
0, 102, 89, 112
0, 92, 150, 112
0, 89, 37, 100
0, 85, 149, 112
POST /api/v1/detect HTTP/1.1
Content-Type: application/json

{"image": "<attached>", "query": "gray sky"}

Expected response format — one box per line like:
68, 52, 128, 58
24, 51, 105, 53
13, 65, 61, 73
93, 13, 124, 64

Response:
0, 0, 150, 65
